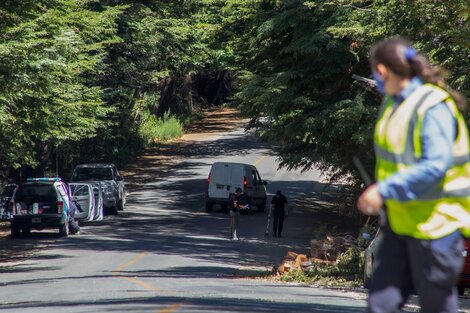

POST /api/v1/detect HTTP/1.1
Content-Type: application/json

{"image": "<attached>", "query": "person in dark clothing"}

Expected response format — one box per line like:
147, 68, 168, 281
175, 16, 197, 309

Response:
229, 187, 249, 240
271, 190, 288, 237
68, 199, 81, 234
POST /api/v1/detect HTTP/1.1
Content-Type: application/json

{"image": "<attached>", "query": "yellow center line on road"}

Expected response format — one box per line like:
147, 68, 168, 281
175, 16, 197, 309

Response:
112, 251, 149, 274
113, 250, 185, 312
121, 276, 163, 292
253, 155, 268, 166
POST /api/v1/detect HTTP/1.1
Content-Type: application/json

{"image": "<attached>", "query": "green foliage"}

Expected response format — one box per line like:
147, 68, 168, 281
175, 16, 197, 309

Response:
232, 1, 374, 182
139, 111, 184, 144
0, 0, 122, 172
1, 0, 468, 187
231, 0, 470, 184
0, 0, 230, 178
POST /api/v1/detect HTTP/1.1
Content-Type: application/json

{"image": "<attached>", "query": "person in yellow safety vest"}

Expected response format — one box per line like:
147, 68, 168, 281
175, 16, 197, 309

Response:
358, 37, 470, 313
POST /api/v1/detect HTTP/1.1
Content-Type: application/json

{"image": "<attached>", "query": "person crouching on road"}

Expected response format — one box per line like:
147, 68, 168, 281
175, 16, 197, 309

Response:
229, 187, 249, 240
271, 190, 288, 237
357, 37, 470, 313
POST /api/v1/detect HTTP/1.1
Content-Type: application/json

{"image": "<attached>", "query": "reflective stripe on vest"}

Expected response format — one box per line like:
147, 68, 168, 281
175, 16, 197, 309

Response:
374, 84, 470, 239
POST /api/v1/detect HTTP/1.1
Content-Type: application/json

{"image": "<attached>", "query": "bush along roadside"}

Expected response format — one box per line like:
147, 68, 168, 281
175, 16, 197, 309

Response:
274, 233, 369, 288
139, 111, 184, 144
277, 246, 363, 288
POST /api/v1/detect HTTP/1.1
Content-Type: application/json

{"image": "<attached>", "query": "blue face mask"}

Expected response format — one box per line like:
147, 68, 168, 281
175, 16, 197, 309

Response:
373, 71, 386, 96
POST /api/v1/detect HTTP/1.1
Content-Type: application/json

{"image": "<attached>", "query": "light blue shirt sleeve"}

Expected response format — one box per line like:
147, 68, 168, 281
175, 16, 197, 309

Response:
378, 103, 456, 201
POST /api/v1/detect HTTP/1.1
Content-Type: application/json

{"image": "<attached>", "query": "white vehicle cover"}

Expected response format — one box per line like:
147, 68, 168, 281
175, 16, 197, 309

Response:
69, 183, 95, 222
91, 182, 104, 221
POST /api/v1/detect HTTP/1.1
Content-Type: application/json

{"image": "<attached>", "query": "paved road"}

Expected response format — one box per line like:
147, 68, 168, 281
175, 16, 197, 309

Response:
1, 126, 469, 312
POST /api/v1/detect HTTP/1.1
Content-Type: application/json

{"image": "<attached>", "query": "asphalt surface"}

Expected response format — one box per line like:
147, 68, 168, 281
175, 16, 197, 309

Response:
1, 117, 470, 313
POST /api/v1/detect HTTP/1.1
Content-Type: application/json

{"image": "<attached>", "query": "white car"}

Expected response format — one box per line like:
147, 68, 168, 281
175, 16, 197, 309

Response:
204, 162, 267, 212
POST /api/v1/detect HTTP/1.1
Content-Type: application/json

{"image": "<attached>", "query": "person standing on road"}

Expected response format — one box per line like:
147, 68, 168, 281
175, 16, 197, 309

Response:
229, 187, 249, 240
271, 190, 288, 237
357, 37, 470, 313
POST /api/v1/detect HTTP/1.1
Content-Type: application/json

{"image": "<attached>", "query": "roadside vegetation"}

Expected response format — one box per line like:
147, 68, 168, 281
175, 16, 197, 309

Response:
278, 246, 364, 288
139, 112, 184, 144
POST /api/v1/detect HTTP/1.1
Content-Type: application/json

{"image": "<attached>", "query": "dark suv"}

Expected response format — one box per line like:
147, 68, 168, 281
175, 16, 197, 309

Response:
71, 163, 125, 215
10, 178, 72, 237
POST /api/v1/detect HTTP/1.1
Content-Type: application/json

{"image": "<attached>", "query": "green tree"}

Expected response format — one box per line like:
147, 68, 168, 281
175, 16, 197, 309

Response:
233, 0, 470, 184
0, 0, 122, 179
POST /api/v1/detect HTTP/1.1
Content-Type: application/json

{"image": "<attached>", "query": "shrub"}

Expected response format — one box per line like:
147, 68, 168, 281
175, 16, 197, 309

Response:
278, 246, 363, 288
139, 111, 184, 144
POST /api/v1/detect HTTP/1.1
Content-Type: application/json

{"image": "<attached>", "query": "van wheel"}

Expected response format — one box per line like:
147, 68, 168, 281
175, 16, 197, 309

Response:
258, 197, 267, 212
221, 204, 229, 213
458, 286, 466, 296
205, 201, 213, 212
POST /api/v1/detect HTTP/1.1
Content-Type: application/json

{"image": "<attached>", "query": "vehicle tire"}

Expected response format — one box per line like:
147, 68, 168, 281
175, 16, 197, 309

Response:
221, 204, 229, 213
118, 199, 124, 211
22, 227, 31, 235
205, 201, 213, 213
59, 220, 69, 237
458, 286, 466, 296
11, 223, 21, 238
105, 205, 118, 215
258, 196, 267, 212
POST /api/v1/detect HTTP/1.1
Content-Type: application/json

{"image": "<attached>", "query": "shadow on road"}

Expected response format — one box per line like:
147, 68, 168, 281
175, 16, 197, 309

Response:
0, 293, 366, 313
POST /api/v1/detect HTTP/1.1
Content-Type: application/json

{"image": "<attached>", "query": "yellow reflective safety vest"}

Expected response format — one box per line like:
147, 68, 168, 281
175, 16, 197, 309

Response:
374, 83, 470, 239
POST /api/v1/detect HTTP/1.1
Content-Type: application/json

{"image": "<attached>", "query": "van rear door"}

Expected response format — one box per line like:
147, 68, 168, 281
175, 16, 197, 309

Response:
230, 164, 245, 194
209, 163, 231, 199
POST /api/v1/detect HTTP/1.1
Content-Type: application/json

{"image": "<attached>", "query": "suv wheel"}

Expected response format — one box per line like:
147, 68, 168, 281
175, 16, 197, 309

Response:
59, 220, 69, 237
205, 201, 213, 212
11, 223, 21, 238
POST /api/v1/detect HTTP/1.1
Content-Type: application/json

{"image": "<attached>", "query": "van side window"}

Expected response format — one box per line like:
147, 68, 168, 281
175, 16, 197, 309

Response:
256, 171, 263, 184
251, 170, 258, 186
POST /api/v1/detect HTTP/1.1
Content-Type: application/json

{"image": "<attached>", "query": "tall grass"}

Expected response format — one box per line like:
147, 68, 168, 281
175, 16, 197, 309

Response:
139, 111, 184, 144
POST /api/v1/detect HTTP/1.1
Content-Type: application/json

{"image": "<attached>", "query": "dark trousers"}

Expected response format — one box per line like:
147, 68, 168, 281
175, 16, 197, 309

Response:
229, 210, 239, 238
369, 224, 464, 313
273, 210, 284, 236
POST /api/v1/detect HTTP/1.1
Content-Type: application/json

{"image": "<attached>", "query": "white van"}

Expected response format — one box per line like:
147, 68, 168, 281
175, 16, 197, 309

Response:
204, 162, 267, 212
